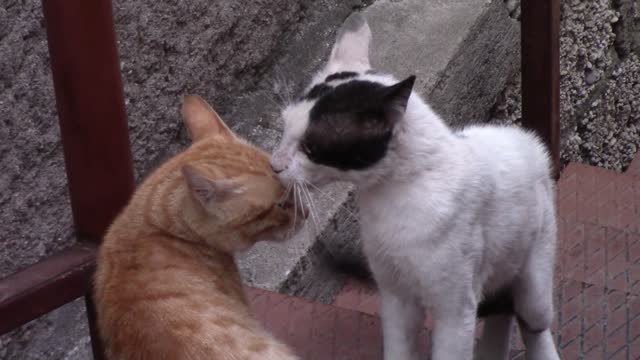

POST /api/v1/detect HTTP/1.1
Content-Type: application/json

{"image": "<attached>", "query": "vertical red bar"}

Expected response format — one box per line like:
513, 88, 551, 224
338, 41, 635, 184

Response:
521, 0, 561, 179
42, 0, 134, 242
42, 0, 133, 359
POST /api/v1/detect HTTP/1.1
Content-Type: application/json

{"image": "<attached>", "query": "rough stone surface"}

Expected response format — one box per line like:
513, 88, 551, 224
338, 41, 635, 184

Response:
365, 0, 520, 126
0, 0, 363, 358
491, 0, 640, 171
0, 299, 91, 360
0, 0, 74, 283
613, 0, 640, 59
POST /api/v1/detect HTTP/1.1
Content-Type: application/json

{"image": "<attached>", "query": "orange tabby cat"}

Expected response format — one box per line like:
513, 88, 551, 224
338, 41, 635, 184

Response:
95, 95, 305, 360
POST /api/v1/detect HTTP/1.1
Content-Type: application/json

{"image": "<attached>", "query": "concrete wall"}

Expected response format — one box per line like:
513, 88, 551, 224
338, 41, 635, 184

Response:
0, 0, 362, 358
492, 0, 640, 171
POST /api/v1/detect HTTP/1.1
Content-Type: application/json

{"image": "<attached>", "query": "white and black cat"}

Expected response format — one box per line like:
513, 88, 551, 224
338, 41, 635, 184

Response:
271, 13, 560, 360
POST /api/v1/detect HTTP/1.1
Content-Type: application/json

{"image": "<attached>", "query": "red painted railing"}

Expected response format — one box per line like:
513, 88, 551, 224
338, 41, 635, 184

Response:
0, 0, 560, 358
0, 0, 133, 358
521, 0, 561, 179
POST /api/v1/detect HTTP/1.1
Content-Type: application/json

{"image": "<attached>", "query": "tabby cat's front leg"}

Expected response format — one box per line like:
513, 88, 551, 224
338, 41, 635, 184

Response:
430, 292, 477, 360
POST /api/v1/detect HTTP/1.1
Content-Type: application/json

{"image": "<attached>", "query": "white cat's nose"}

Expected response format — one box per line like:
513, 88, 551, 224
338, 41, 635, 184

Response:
270, 151, 289, 174
271, 160, 287, 174
271, 161, 286, 174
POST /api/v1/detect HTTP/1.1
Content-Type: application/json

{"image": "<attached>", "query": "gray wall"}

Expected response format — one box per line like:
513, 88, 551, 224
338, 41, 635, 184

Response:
492, 0, 640, 171
0, 0, 362, 358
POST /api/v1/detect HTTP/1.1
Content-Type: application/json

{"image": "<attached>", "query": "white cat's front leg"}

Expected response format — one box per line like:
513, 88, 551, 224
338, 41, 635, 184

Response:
520, 328, 560, 360
475, 315, 514, 360
379, 287, 424, 360
431, 295, 477, 360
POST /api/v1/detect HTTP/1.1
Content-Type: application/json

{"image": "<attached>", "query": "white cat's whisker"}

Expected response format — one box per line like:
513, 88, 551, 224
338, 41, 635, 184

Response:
279, 71, 294, 105
295, 183, 304, 224
299, 183, 319, 234
271, 67, 293, 107
300, 181, 361, 238
302, 183, 321, 234
264, 95, 283, 110
291, 183, 299, 239
282, 182, 296, 242
303, 181, 360, 223
280, 183, 292, 203
301, 184, 316, 228
294, 183, 309, 254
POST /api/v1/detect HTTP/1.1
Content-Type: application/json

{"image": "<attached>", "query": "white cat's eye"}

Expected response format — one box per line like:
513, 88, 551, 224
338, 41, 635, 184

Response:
301, 142, 312, 156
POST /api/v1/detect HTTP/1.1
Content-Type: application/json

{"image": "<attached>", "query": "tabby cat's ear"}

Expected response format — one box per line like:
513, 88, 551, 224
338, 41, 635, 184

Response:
181, 165, 244, 209
181, 95, 236, 142
327, 13, 371, 70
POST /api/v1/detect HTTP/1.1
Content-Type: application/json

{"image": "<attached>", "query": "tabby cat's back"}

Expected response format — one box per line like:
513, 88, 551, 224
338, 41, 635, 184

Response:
95, 95, 303, 360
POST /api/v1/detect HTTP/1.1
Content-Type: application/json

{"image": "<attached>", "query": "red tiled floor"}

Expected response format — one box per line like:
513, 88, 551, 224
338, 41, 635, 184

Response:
246, 286, 519, 359
326, 264, 640, 359
245, 286, 426, 359
246, 162, 640, 359
325, 163, 640, 359
333, 278, 380, 316
557, 163, 640, 233
627, 152, 640, 178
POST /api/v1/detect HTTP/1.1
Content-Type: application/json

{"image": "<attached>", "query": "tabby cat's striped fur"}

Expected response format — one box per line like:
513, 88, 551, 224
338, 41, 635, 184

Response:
95, 96, 303, 360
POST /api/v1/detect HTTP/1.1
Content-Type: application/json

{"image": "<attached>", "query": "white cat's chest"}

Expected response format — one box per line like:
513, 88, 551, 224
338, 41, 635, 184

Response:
356, 179, 456, 246
357, 188, 420, 247
356, 185, 465, 295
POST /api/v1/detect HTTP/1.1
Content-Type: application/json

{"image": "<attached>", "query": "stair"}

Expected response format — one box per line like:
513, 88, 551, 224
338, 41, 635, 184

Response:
246, 287, 397, 360
627, 151, 640, 178
246, 158, 640, 359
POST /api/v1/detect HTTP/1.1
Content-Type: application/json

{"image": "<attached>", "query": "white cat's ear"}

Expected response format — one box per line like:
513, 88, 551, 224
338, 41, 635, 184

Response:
382, 76, 416, 117
181, 95, 236, 142
181, 165, 244, 209
327, 13, 371, 70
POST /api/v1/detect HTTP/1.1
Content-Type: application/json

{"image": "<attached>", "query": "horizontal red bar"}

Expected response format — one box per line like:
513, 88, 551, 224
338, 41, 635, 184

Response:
0, 243, 97, 335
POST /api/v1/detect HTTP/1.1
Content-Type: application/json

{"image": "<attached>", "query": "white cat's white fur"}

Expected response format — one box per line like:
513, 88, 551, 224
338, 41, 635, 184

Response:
272, 14, 560, 360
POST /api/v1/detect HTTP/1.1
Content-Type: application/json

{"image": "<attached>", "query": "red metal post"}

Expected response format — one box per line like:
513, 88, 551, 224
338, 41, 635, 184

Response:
42, 0, 134, 358
521, 0, 561, 179
43, 0, 134, 241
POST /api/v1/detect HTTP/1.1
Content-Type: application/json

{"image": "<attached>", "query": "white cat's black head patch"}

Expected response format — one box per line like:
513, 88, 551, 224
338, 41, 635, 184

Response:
302, 71, 360, 101
324, 71, 359, 82
300, 75, 416, 171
